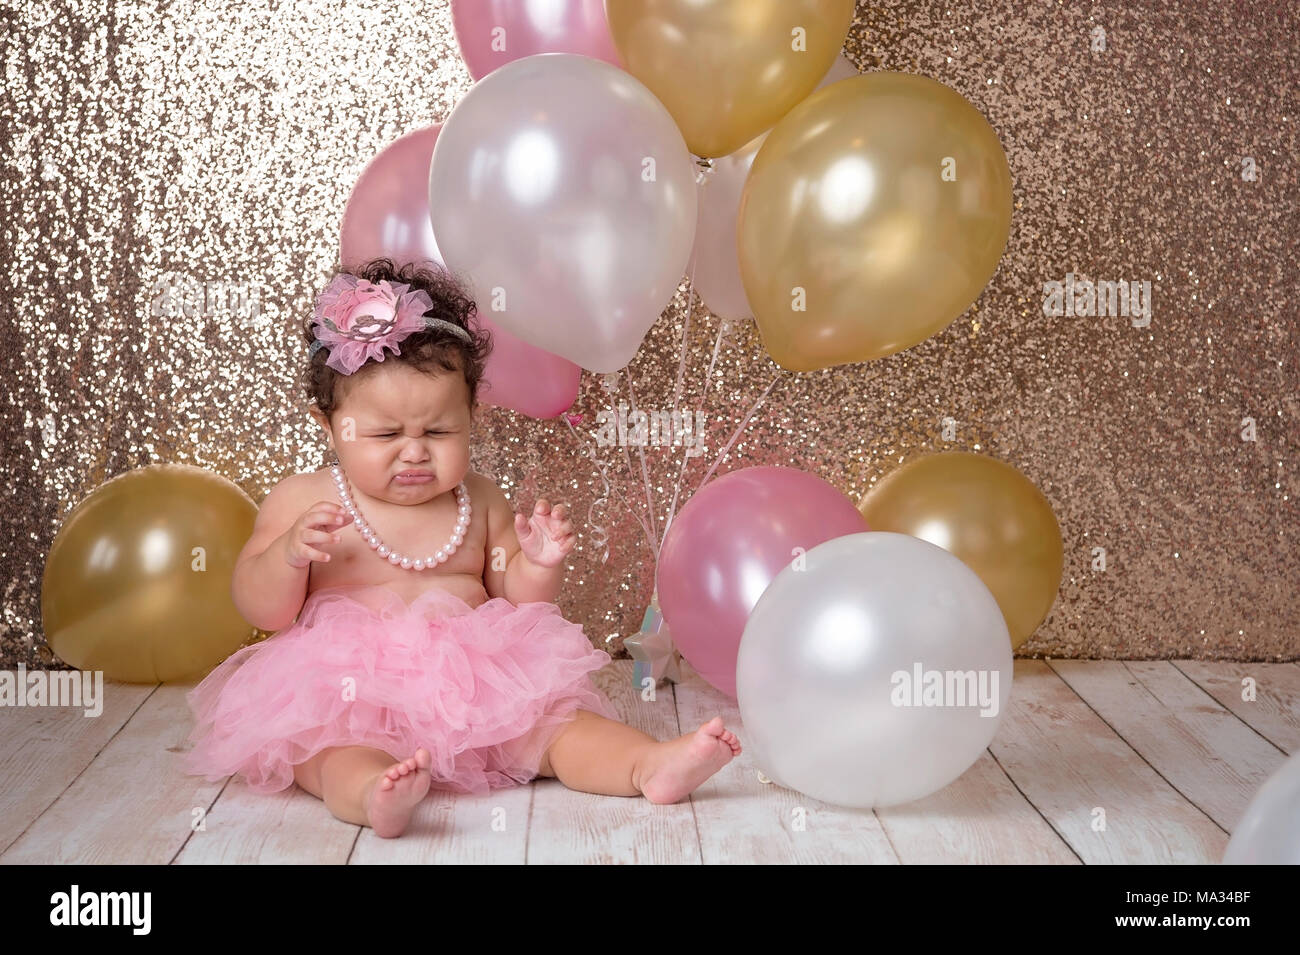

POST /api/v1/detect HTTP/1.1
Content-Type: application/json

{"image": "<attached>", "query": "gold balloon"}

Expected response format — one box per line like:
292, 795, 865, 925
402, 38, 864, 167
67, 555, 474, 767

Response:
605, 0, 857, 159
41, 464, 259, 683
858, 453, 1063, 650
737, 72, 1013, 371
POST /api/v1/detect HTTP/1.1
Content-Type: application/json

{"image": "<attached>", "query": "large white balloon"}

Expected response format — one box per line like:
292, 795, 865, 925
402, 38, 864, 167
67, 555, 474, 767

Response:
1223, 750, 1300, 863
430, 53, 698, 373
736, 532, 1013, 808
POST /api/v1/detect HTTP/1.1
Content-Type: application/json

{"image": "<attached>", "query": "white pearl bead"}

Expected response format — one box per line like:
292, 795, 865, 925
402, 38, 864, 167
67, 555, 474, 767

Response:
388, 552, 402, 564
436, 550, 447, 561
399, 557, 412, 569
377, 545, 390, 557
451, 533, 463, 545
413, 559, 425, 571
367, 536, 379, 549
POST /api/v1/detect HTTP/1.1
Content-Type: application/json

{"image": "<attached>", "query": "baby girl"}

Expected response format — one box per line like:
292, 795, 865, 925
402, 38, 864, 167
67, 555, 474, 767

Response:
182, 258, 740, 837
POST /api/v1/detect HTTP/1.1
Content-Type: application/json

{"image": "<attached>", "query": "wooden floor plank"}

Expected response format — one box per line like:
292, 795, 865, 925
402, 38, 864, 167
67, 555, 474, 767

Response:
1049, 660, 1288, 833
1170, 661, 1300, 754
174, 775, 359, 865
675, 660, 899, 864
0, 679, 154, 857
9, 657, 1281, 864
2, 685, 225, 864
989, 660, 1227, 864
350, 785, 534, 864
876, 751, 1081, 865
526, 660, 702, 864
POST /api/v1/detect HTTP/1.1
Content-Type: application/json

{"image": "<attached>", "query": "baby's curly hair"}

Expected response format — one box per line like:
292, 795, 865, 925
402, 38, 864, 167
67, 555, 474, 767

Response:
302, 258, 492, 419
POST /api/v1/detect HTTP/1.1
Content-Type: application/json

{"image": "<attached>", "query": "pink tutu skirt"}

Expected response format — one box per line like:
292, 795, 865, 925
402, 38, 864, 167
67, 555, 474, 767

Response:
182, 584, 620, 796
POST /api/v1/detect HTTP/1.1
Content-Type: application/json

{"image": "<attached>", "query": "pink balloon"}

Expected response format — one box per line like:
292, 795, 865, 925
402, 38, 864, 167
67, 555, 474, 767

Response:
341, 125, 581, 419
475, 313, 582, 418
451, 0, 623, 81
657, 466, 870, 699
342, 125, 444, 268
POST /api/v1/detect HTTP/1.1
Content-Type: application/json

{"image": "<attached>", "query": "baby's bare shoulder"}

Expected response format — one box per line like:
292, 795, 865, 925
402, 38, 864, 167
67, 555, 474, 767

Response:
240, 469, 335, 558
260, 469, 334, 519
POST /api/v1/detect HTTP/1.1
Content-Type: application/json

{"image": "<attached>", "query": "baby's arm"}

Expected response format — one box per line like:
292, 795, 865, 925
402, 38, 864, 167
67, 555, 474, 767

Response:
231, 475, 347, 631
479, 479, 564, 605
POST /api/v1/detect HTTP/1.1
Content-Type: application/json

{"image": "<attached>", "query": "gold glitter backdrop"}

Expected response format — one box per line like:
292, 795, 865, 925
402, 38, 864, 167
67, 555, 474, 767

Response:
2, 1, 1296, 668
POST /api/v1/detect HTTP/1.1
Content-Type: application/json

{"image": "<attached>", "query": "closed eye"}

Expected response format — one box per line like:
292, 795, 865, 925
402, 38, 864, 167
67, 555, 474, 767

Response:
371, 431, 450, 437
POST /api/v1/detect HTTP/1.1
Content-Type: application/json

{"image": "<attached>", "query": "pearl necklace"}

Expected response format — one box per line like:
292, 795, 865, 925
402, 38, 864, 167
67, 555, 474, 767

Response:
331, 464, 471, 571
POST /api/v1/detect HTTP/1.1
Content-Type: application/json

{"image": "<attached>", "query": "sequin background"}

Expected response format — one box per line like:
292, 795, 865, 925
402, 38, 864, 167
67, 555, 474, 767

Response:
2, 0, 1296, 669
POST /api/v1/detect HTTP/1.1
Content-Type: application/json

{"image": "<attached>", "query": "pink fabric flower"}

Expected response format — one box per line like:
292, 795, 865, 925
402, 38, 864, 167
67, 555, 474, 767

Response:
310, 273, 435, 375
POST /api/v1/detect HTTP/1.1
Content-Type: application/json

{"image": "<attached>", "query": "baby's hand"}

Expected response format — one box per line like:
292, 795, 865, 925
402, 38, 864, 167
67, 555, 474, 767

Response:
515, 498, 574, 569
283, 501, 354, 569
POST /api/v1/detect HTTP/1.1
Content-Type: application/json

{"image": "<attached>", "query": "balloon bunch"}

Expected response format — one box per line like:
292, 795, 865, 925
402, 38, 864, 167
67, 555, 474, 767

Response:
655, 455, 1062, 808
371, 1, 1041, 808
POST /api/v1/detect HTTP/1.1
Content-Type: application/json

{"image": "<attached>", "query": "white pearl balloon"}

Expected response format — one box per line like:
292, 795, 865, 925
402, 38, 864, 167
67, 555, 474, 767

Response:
1224, 750, 1300, 863
737, 532, 1012, 809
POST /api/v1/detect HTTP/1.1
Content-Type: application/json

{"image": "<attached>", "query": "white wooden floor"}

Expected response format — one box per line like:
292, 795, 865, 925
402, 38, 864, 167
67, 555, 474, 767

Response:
1, 658, 1297, 864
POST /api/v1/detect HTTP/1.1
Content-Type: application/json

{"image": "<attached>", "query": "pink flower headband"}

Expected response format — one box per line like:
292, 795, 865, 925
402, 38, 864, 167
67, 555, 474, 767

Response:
309, 273, 472, 375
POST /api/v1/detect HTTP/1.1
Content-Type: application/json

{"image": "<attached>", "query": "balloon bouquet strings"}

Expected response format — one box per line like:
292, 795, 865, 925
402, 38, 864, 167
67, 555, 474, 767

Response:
663, 157, 714, 429
622, 362, 659, 546
560, 410, 657, 562
690, 368, 786, 498
658, 163, 713, 554
617, 198, 708, 558
658, 303, 727, 553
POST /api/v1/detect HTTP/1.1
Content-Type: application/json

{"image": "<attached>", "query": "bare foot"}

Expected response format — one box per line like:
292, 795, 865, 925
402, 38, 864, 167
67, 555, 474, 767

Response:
363, 748, 432, 838
634, 716, 742, 805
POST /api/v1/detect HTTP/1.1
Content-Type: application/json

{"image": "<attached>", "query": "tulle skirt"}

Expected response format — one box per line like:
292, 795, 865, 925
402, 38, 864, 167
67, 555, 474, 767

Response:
181, 584, 620, 796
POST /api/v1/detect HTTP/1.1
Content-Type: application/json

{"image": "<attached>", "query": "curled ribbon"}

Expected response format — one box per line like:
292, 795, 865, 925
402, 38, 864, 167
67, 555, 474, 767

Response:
562, 412, 612, 565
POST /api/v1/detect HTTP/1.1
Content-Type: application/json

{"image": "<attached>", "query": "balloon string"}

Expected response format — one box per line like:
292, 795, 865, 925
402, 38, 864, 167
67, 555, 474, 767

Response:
657, 157, 713, 556
702, 316, 728, 386
660, 314, 726, 554
692, 369, 786, 495
623, 363, 658, 547
561, 410, 656, 563
665, 160, 709, 442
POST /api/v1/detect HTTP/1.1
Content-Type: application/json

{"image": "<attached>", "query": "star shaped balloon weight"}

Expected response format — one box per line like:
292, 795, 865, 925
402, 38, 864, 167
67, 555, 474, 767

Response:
624, 589, 683, 689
